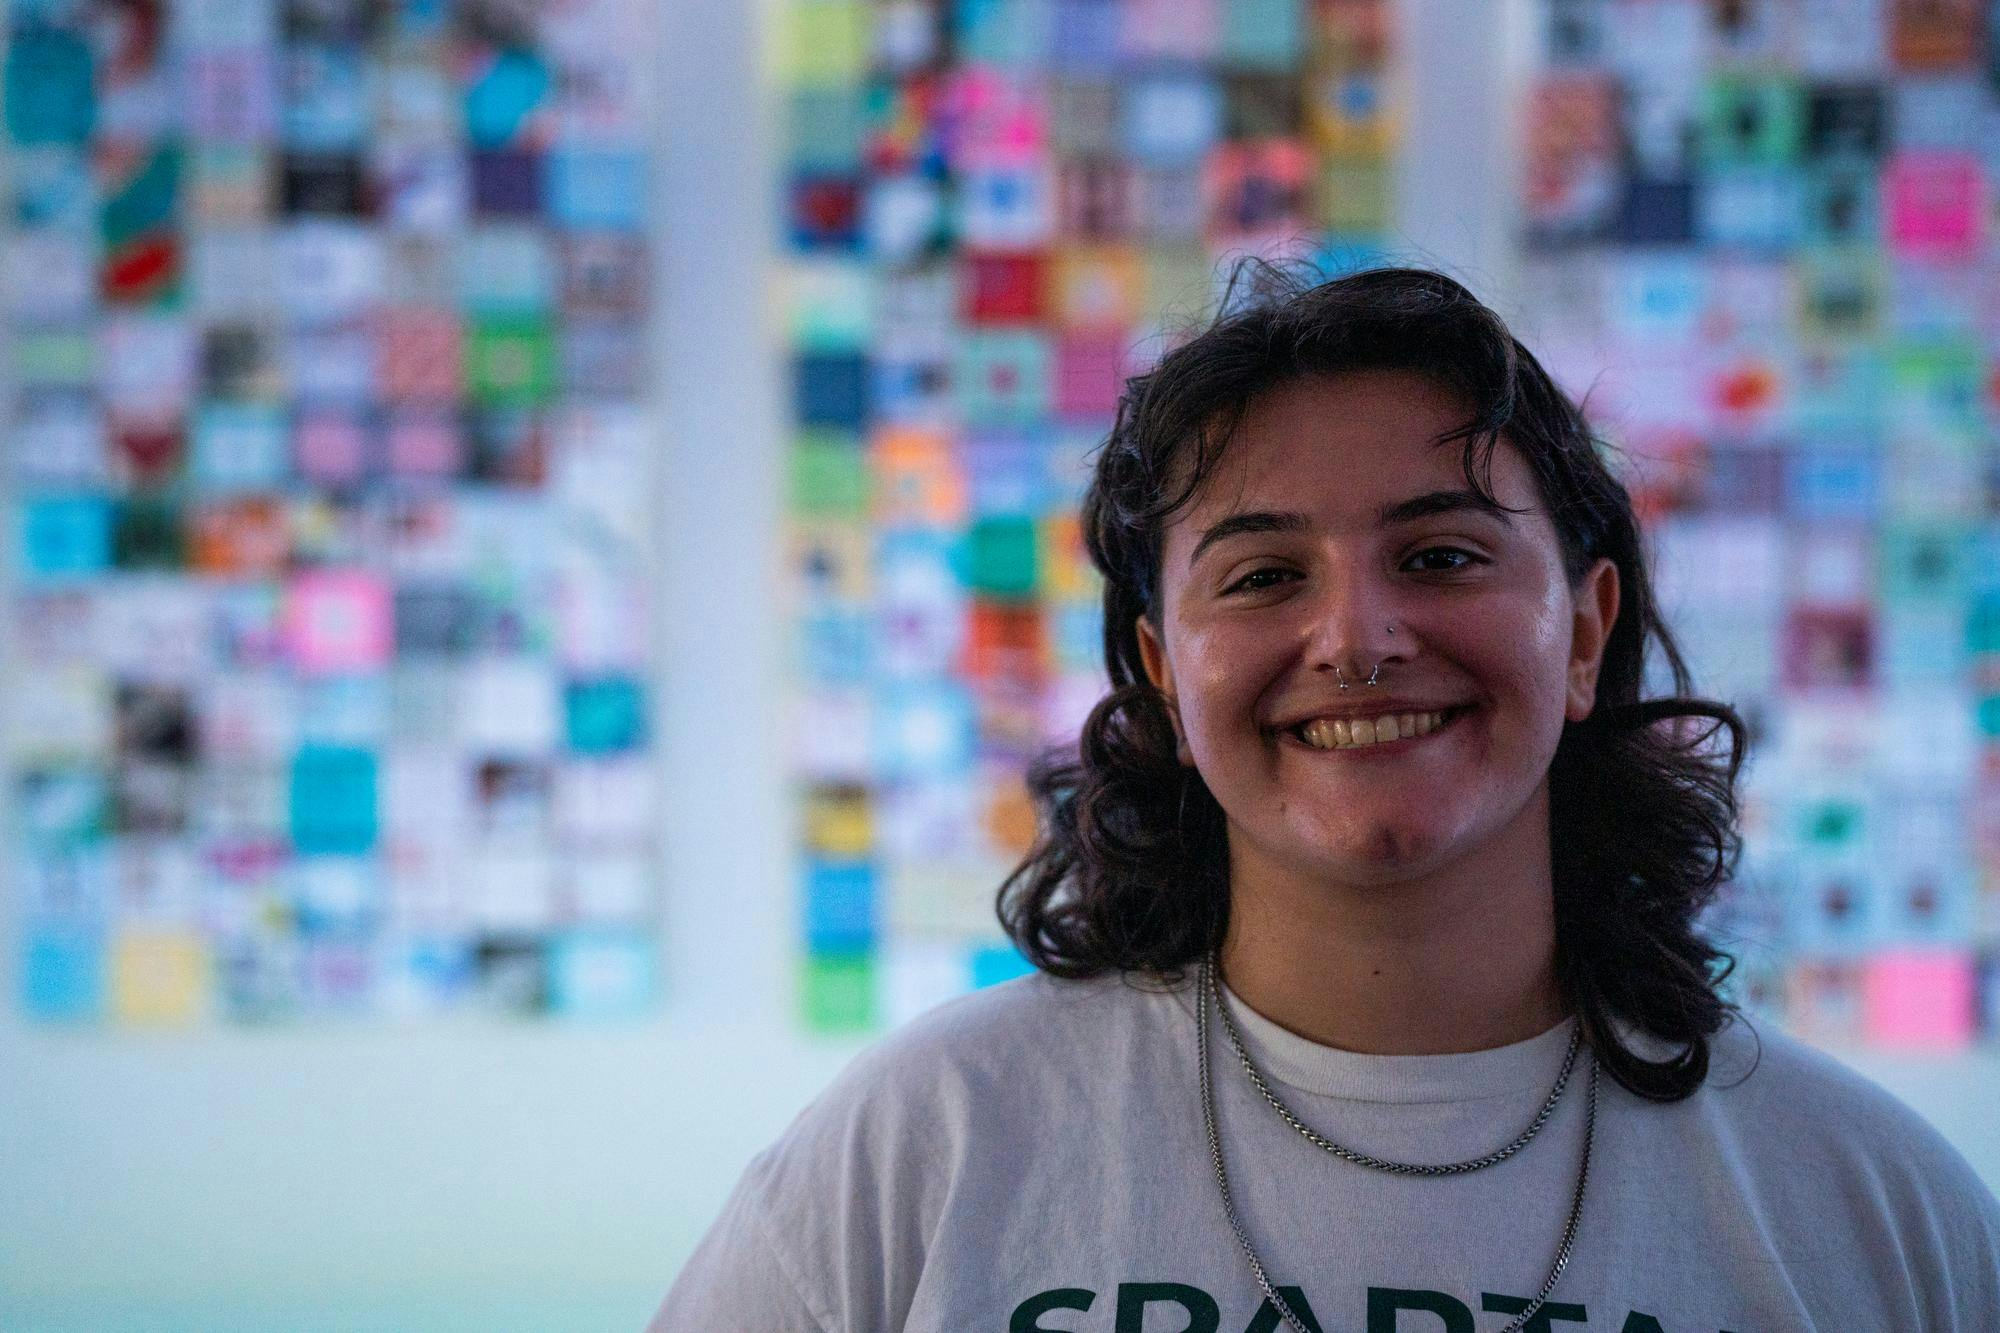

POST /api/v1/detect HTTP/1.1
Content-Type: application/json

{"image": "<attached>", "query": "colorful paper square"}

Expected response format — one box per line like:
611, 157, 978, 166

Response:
285, 571, 392, 674
20, 496, 113, 578
22, 926, 104, 1021
548, 146, 643, 230
563, 676, 647, 754
804, 858, 878, 954
801, 951, 877, 1032
288, 745, 379, 855
1862, 949, 1977, 1047
109, 930, 210, 1024
548, 932, 657, 1018
467, 316, 557, 407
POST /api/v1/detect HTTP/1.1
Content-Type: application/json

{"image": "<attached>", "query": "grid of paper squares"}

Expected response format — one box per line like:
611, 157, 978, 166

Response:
5, 0, 661, 1025
1518, 0, 2000, 1048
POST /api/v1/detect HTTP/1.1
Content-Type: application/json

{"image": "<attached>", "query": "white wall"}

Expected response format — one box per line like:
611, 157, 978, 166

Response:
2, 2, 1996, 1330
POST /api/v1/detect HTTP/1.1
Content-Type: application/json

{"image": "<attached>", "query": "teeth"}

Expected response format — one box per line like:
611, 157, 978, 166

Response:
1296, 709, 1453, 751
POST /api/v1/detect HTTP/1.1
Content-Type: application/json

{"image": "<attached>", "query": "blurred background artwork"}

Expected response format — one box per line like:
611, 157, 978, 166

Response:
778, 0, 1399, 1032
4, 0, 662, 1025
4, 0, 2000, 1329
1513, 0, 2000, 1050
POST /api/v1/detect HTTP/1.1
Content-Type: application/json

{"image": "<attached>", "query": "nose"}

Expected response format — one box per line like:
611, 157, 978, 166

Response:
1302, 570, 1411, 684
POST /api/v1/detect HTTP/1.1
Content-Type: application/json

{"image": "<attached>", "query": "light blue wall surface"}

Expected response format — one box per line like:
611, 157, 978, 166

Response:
2, 2, 1996, 1330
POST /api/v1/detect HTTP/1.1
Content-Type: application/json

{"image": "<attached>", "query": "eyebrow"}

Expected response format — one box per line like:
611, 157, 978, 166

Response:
1186, 489, 1517, 569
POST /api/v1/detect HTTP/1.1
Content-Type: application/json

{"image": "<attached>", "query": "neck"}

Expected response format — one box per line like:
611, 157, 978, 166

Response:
1217, 782, 1567, 1056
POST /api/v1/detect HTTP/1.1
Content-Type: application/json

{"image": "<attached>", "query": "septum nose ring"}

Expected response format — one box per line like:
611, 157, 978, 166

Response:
1334, 626, 1394, 690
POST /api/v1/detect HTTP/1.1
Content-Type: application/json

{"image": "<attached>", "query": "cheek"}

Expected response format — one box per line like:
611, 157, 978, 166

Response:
1173, 622, 1282, 742
1486, 596, 1576, 731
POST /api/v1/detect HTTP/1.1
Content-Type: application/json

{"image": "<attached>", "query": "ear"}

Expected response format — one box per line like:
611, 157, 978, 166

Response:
1134, 614, 1192, 766
1566, 556, 1620, 723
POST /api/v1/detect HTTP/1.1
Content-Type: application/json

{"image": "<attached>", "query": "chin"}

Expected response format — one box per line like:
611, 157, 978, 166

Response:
1285, 821, 1460, 878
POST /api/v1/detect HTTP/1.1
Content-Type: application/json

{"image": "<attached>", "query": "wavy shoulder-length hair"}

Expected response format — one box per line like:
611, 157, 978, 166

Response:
996, 263, 1753, 1102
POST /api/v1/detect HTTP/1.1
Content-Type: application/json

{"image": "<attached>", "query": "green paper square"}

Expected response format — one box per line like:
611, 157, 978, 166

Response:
966, 515, 1040, 599
782, 1, 870, 89
788, 89, 868, 172
802, 952, 877, 1032
1700, 74, 1803, 167
791, 434, 870, 518
1879, 522, 1970, 607
468, 317, 556, 406
12, 330, 94, 388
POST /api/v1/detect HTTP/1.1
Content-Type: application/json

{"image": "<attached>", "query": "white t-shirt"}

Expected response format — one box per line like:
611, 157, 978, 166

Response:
652, 969, 2000, 1331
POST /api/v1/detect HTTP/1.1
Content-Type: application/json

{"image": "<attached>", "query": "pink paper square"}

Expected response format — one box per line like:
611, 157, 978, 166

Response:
1861, 949, 1976, 1048
376, 309, 463, 403
1054, 332, 1125, 420
285, 570, 392, 675
386, 412, 463, 477
1885, 151, 1985, 259
294, 410, 370, 486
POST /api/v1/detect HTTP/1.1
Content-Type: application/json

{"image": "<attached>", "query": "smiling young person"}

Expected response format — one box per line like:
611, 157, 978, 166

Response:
654, 267, 2000, 1332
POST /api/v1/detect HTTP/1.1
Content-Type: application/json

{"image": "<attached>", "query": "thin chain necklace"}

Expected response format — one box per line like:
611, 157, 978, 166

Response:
1196, 953, 1599, 1333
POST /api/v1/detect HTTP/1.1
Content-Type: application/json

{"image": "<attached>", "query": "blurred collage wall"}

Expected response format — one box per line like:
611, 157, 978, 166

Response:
4, 0, 2000, 1328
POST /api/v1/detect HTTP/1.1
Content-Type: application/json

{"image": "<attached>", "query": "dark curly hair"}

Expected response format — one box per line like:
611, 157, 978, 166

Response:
996, 262, 1754, 1102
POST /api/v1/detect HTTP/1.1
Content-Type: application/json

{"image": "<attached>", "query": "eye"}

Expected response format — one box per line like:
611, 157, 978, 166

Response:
1224, 567, 1297, 594
1406, 546, 1485, 573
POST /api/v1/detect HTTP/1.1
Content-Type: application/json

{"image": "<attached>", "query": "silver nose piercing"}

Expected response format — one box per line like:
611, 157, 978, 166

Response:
1335, 627, 1392, 690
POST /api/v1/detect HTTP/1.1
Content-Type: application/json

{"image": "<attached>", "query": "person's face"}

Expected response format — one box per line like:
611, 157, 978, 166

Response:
1134, 369, 1620, 887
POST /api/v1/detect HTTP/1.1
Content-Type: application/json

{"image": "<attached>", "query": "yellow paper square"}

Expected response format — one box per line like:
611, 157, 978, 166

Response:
111, 931, 210, 1025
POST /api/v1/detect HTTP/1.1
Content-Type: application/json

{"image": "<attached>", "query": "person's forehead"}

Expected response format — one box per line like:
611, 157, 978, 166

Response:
1169, 373, 1533, 530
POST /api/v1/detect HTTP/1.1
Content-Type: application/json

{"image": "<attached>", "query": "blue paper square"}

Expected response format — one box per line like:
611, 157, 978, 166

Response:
549, 931, 657, 1018
549, 147, 644, 230
804, 858, 878, 954
1785, 443, 1880, 521
963, 434, 1048, 516
400, 935, 477, 1009
800, 606, 875, 686
956, 0, 1052, 66
1123, 74, 1223, 165
289, 745, 379, 854
1050, 0, 1120, 72
796, 352, 871, 429
465, 47, 552, 149
23, 925, 103, 1021
1696, 166, 1804, 252
283, 43, 371, 150
970, 941, 1035, 989
192, 404, 290, 489
21, 495, 112, 578
874, 681, 977, 781
564, 677, 647, 754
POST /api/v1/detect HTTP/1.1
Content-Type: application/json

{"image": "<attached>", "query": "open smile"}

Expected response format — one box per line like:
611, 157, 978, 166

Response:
1272, 704, 1476, 758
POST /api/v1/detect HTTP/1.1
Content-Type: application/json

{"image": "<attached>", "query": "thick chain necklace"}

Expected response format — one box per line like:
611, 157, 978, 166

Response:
1196, 953, 1598, 1333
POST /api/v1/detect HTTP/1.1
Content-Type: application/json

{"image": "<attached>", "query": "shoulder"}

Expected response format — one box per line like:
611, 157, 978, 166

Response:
711, 969, 1169, 1327
746, 968, 1163, 1188
1684, 1013, 2000, 1248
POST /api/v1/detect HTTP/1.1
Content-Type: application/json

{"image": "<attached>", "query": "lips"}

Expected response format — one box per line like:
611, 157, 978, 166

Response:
1275, 703, 1476, 754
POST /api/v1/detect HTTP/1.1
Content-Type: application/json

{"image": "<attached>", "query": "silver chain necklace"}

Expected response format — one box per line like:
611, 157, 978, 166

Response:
1196, 953, 1599, 1333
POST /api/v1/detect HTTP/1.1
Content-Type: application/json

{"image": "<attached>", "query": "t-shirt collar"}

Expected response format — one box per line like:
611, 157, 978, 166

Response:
1191, 975, 1583, 1105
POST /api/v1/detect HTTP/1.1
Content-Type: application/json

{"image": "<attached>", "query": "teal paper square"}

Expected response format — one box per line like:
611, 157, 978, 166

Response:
289, 745, 379, 855
564, 677, 647, 754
